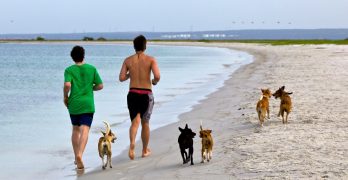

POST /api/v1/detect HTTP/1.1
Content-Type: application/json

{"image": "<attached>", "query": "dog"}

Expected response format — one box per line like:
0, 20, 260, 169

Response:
199, 121, 213, 163
256, 88, 272, 126
273, 86, 293, 124
178, 124, 196, 165
98, 121, 117, 169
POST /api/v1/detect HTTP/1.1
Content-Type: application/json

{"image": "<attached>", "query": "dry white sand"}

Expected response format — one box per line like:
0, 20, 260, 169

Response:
80, 42, 348, 179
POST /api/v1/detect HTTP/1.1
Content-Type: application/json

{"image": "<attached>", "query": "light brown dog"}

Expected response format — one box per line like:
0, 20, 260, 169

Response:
199, 121, 213, 163
273, 86, 292, 124
98, 121, 117, 169
256, 88, 272, 126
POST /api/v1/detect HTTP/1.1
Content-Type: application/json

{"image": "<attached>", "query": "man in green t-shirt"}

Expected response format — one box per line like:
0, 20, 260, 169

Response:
63, 46, 103, 170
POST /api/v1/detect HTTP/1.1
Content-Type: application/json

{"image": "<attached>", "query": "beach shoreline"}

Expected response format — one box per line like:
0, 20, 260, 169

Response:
80, 42, 348, 179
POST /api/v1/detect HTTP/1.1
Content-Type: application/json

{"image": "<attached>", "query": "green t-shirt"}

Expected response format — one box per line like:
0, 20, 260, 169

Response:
64, 63, 102, 115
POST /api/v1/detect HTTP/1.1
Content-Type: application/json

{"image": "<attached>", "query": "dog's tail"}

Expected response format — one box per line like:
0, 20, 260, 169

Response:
200, 121, 203, 131
103, 121, 111, 135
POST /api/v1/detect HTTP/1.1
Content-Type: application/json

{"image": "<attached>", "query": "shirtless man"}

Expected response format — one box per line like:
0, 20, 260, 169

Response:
119, 35, 160, 160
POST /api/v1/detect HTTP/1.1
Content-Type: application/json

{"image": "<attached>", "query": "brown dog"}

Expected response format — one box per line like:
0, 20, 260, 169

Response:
98, 121, 117, 169
273, 86, 292, 124
199, 121, 213, 163
256, 88, 272, 126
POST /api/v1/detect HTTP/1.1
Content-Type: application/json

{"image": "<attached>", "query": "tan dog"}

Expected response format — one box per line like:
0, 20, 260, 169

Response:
199, 121, 213, 163
256, 88, 272, 127
273, 86, 292, 124
98, 121, 117, 170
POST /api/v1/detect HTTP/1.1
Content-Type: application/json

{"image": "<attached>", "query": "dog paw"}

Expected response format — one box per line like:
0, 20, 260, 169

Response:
102, 166, 106, 170
201, 161, 204, 163
207, 159, 210, 162
110, 165, 113, 168
191, 162, 194, 165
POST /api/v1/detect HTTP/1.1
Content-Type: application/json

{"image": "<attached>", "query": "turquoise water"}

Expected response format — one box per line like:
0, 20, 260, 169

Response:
0, 43, 252, 179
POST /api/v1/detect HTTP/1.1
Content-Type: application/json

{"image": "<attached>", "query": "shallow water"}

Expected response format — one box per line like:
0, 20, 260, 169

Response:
0, 43, 252, 179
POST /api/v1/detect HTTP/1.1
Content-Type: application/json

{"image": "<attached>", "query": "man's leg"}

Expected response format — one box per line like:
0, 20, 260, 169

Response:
76, 125, 90, 169
129, 113, 141, 160
141, 120, 151, 157
71, 126, 80, 164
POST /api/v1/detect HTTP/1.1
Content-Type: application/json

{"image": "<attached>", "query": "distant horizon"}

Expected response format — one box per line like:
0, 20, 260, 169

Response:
1, 29, 347, 40
1, 28, 348, 35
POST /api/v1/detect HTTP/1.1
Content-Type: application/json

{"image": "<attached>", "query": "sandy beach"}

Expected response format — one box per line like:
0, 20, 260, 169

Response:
80, 42, 348, 179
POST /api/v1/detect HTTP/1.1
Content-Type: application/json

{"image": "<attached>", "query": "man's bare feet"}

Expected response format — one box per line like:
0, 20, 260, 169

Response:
142, 148, 151, 158
129, 144, 135, 160
76, 157, 84, 169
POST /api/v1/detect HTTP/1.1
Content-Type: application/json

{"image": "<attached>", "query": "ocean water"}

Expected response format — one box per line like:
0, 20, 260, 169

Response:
0, 43, 252, 179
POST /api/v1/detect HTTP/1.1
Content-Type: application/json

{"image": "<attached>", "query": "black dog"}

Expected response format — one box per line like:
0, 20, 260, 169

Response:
178, 124, 196, 165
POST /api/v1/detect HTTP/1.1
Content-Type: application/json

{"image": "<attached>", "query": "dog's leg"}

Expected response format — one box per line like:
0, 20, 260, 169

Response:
209, 150, 212, 160
102, 156, 106, 170
181, 150, 187, 164
201, 148, 204, 163
277, 106, 281, 117
189, 147, 194, 165
267, 107, 270, 119
261, 118, 264, 127
261, 113, 264, 127
281, 110, 285, 124
104, 155, 109, 169
184, 150, 189, 163
257, 111, 261, 122
206, 149, 210, 162
286, 112, 289, 124
108, 154, 112, 168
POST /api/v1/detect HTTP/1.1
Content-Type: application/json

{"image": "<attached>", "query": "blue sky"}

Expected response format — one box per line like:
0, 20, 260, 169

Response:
1, 0, 347, 34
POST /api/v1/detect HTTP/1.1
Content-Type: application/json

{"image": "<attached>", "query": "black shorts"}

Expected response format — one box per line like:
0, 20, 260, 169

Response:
127, 88, 154, 122
70, 113, 94, 127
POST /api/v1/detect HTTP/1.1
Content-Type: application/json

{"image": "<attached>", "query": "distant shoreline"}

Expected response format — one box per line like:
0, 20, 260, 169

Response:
1, 39, 348, 45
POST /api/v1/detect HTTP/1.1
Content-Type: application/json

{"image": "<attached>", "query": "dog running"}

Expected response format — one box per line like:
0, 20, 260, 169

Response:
273, 86, 293, 124
178, 124, 196, 165
98, 121, 117, 169
199, 121, 213, 163
256, 88, 272, 126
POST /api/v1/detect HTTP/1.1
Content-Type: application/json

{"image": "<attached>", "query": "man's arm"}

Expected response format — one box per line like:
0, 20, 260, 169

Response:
151, 58, 160, 85
63, 82, 71, 107
119, 60, 130, 82
93, 83, 103, 91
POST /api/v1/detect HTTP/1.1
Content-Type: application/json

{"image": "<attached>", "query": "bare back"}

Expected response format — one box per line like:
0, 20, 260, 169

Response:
119, 52, 160, 89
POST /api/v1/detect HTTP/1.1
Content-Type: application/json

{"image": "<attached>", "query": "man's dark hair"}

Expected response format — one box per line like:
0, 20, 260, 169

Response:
70, 46, 85, 62
133, 35, 147, 52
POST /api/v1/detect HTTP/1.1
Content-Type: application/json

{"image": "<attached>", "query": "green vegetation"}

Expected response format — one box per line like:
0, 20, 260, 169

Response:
83, 37, 94, 41
97, 37, 107, 41
194, 39, 348, 45
36, 36, 45, 41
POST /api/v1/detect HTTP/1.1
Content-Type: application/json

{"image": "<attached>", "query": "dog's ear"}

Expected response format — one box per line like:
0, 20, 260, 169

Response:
287, 92, 293, 95
179, 127, 183, 132
101, 131, 106, 136
261, 89, 264, 92
185, 124, 188, 129
108, 130, 113, 136
208, 130, 212, 134
281, 86, 285, 90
